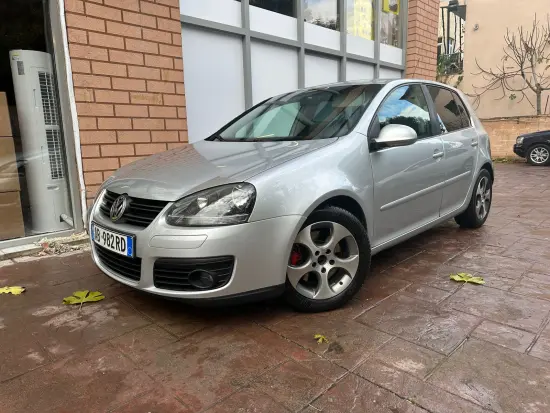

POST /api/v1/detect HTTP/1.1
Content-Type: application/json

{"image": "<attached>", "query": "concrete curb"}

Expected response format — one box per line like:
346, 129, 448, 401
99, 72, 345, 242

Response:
0, 233, 90, 261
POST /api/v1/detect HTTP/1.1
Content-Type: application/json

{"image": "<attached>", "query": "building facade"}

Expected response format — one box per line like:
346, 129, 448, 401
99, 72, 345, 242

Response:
438, 0, 550, 157
0, 0, 438, 248
461, 0, 549, 119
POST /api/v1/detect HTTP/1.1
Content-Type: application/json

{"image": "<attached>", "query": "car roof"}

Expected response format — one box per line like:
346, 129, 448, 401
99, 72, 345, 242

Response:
267, 79, 461, 103
298, 78, 458, 92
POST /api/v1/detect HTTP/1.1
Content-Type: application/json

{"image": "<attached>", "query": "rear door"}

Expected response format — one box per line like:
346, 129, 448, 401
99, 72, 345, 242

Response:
369, 84, 446, 246
426, 86, 478, 216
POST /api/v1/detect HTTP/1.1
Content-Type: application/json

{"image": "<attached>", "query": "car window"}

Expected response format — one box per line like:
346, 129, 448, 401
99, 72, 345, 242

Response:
451, 91, 471, 128
377, 85, 432, 139
427, 86, 463, 134
212, 84, 383, 141
235, 103, 300, 139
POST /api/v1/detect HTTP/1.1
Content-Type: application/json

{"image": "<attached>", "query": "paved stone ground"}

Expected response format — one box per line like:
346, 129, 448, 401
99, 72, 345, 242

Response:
1, 163, 550, 413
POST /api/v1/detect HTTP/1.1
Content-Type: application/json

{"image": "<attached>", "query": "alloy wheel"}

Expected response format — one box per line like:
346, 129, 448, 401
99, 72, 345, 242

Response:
287, 221, 359, 300
530, 146, 550, 164
475, 176, 491, 221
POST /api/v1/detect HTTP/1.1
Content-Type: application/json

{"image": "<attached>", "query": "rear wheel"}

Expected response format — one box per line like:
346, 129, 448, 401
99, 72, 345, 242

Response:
454, 169, 492, 229
284, 206, 370, 312
527, 144, 550, 166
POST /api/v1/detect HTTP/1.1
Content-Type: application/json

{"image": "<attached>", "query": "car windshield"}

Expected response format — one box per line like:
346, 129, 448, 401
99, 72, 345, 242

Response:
208, 84, 383, 142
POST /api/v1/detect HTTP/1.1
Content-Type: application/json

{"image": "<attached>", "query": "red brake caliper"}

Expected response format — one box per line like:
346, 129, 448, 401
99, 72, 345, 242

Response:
290, 248, 301, 266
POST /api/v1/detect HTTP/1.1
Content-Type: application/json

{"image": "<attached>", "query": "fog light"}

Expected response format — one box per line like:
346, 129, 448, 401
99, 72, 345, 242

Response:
188, 270, 215, 289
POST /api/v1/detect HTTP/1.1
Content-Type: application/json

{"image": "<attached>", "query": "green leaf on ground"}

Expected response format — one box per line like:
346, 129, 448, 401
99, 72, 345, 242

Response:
450, 273, 485, 285
0, 286, 26, 295
63, 290, 105, 305
314, 334, 329, 344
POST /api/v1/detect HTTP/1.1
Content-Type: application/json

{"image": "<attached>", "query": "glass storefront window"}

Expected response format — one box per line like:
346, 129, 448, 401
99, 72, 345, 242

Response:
380, 0, 401, 47
0, 0, 73, 242
304, 0, 340, 31
236, 0, 296, 17
347, 0, 375, 40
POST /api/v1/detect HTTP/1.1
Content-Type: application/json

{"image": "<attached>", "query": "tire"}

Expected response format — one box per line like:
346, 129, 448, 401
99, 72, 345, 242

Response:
526, 144, 550, 166
454, 169, 492, 229
284, 206, 371, 312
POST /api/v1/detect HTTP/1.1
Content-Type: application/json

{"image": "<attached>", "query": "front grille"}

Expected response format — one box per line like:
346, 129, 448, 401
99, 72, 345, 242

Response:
95, 244, 142, 282
100, 190, 169, 228
154, 256, 235, 291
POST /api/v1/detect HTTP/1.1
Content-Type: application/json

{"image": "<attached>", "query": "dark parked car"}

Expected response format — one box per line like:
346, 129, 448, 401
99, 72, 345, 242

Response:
513, 130, 550, 166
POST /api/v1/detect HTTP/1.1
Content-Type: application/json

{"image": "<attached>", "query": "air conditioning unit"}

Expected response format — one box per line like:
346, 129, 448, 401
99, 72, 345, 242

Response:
9, 50, 71, 234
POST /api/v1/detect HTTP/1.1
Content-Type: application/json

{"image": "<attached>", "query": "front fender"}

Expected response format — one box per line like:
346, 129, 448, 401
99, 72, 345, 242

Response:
248, 134, 374, 238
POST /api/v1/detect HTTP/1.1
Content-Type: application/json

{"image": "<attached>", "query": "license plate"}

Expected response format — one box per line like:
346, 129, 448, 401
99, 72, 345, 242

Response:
91, 223, 135, 258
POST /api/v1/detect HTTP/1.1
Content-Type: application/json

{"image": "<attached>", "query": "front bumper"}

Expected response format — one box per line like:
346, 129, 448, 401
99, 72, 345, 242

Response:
88, 196, 301, 301
513, 144, 526, 158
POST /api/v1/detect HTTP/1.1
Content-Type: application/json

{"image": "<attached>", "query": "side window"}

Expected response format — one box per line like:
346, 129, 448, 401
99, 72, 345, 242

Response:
427, 86, 463, 134
452, 91, 471, 128
377, 85, 432, 139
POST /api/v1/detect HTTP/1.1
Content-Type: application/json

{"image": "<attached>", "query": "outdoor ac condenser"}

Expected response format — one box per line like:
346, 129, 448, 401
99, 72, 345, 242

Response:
9, 50, 71, 234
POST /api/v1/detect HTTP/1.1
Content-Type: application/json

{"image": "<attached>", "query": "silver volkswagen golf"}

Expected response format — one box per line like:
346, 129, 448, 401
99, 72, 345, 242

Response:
88, 79, 493, 312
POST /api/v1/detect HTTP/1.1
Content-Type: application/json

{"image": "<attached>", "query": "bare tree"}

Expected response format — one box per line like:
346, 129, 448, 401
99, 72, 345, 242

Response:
470, 15, 550, 115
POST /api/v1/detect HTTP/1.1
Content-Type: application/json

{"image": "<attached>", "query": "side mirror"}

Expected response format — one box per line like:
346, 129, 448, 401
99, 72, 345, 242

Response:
372, 124, 418, 149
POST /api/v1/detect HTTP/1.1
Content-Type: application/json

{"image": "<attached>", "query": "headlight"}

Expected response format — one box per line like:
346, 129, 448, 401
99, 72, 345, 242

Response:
165, 183, 256, 227
516, 136, 524, 145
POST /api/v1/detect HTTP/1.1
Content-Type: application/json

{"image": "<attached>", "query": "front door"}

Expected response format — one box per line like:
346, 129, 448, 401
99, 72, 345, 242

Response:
426, 86, 478, 216
369, 84, 446, 247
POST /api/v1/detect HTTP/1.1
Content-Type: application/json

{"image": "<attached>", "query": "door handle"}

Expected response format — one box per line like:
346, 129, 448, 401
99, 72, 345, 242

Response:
471, 139, 479, 147
433, 151, 444, 159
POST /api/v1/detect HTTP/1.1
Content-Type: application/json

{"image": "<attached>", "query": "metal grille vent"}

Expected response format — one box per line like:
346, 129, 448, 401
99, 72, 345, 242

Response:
46, 129, 65, 180
38, 70, 65, 180
38, 71, 60, 126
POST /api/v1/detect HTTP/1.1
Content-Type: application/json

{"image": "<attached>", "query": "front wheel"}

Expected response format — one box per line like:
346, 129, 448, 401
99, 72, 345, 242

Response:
284, 206, 371, 312
454, 169, 492, 229
527, 144, 550, 166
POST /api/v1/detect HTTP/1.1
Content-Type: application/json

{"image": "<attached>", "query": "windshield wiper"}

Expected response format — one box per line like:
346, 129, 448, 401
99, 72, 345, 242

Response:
207, 135, 227, 141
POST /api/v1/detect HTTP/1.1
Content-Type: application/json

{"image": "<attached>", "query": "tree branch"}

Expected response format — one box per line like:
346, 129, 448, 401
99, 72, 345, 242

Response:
470, 13, 550, 115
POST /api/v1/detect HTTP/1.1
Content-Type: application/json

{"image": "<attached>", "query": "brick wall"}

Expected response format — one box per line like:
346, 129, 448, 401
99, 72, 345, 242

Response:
482, 116, 550, 158
405, 0, 439, 80
64, 0, 187, 204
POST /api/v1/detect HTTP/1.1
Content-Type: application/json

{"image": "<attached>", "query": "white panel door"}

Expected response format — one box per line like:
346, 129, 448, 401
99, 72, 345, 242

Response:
182, 27, 246, 142
251, 42, 298, 103
305, 54, 339, 87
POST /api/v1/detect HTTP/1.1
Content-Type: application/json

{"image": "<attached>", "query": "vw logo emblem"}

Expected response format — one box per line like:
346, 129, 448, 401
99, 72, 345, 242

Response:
110, 194, 129, 222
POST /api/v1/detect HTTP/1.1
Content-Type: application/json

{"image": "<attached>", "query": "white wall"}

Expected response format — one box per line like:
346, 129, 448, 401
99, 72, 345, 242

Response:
180, 4, 404, 142
380, 43, 403, 66
346, 61, 375, 81
250, 5, 297, 40
347, 35, 375, 58
180, 0, 241, 27
181, 27, 246, 142
251, 41, 298, 103
305, 54, 339, 87
305, 23, 340, 50
379, 67, 402, 79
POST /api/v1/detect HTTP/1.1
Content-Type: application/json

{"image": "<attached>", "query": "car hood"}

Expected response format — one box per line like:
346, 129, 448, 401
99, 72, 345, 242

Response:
105, 139, 336, 201
521, 130, 550, 139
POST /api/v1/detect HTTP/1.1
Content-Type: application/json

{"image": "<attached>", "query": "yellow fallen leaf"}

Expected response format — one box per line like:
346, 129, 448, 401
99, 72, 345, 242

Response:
450, 273, 485, 285
0, 286, 26, 295
63, 290, 105, 305
314, 334, 329, 344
